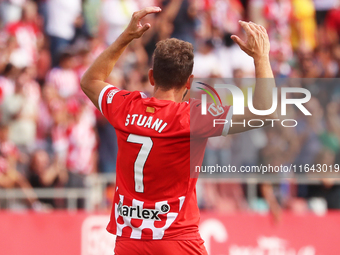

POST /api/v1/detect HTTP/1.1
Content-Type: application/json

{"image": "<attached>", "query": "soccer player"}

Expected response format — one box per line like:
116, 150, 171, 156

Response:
81, 6, 276, 255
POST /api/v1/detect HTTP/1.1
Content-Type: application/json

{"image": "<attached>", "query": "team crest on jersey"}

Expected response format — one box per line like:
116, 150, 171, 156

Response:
107, 89, 120, 104
208, 104, 225, 116
117, 201, 170, 221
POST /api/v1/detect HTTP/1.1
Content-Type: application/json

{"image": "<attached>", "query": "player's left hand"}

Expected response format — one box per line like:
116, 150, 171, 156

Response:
124, 7, 162, 40
231, 21, 270, 60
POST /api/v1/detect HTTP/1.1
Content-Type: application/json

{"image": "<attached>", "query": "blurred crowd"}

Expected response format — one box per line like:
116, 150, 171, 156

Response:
0, 0, 340, 216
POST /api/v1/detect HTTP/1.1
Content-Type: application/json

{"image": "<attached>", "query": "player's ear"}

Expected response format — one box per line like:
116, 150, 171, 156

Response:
186, 74, 194, 90
149, 69, 155, 86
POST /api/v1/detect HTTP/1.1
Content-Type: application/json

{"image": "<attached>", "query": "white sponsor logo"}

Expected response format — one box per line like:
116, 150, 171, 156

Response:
107, 89, 120, 104
81, 216, 115, 255
199, 219, 316, 255
208, 104, 225, 116
229, 236, 315, 255
202, 85, 312, 116
117, 201, 170, 221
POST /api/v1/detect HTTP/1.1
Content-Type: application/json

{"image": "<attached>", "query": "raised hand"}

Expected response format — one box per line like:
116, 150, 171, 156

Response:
80, 6, 162, 109
231, 21, 270, 60
124, 7, 162, 40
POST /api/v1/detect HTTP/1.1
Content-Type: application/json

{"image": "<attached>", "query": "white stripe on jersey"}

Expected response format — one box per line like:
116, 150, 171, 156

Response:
98, 84, 115, 114
222, 106, 233, 136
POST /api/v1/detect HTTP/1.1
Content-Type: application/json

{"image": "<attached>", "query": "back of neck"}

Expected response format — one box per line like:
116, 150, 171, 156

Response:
153, 87, 185, 103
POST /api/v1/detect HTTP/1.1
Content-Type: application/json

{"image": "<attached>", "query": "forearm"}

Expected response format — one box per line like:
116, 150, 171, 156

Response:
81, 32, 132, 84
253, 56, 277, 117
229, 21, 278, 134
80, 32, 133, 108
254, 56, 273, 79
15, 173, 38, 205
41, 167, 59, 186
0, 175, 15, 188
80, 7, 161, 109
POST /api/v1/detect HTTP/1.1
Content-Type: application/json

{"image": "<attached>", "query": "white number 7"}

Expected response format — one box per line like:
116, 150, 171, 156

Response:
127, 134, 153, 193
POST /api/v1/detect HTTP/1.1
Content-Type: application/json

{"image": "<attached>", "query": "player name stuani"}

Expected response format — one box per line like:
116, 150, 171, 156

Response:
125, 114, 168, 133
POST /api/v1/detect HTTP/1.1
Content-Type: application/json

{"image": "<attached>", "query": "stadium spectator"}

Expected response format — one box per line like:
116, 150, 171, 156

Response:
263, 0, 292, 58
5, 0, 42, 68
211, 0, 244, 36
313, 0, 337, 26
35, 35, 52, 84
97, 116, 118, 173
291, 0, 317, 51
1, 68, 40, 151
0, 0, 27, 26
0, 123, 40, 208
167, 0, 197, 45
28, 149, 68, 207
50, 99, 69, 166
65, 99, 97, 178
308, 147, 340, 209
193, 39, 220, 78
0, 64, 16, 105
325, 4, 340, 44
46, 0, 82, 65
202, 181, 248, 213
101, 0, 139, 45
45, 51, 80, 99
313, 0, 337, 46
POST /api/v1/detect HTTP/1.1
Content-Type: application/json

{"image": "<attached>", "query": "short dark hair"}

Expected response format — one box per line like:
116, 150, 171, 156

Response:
152, 38, 194, 90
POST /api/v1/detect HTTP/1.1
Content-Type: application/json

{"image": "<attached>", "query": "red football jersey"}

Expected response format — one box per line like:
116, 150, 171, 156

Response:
99, 85, 232, 240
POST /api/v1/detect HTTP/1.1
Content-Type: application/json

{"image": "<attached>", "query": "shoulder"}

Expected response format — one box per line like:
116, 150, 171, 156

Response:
99, 85, 146, 115
101, 86, 143, 103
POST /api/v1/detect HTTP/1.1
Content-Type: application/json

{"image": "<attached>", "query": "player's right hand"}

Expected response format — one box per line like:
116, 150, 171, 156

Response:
124, 7, 162, 40
231, 21, 270, 60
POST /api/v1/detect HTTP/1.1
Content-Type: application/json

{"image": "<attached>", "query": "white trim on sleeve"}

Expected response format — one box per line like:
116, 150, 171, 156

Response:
98, 85, 115, 114
222, 106, 233, 136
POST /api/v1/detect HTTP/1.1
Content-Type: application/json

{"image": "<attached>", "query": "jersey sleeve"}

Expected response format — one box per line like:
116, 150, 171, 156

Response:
190, 99, 233, 138
98, 84, 129, 123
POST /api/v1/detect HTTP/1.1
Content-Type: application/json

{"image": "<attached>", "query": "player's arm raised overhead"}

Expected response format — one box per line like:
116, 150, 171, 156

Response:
80, 7, 162, 109
229, 21, 278, 134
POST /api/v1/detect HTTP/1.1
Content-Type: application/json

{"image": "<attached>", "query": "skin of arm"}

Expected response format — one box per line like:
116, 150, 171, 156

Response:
229, 21, 278, 134
6, 156, 38, 205
80, 7, 162, 109
39, 159, 62, 187
57, 161, 69, 185
15, 172, 39, 205
0, 172, 15, 188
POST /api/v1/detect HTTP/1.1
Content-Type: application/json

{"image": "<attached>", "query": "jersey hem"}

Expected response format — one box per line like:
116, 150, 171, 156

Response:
114, 232, 202, 241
